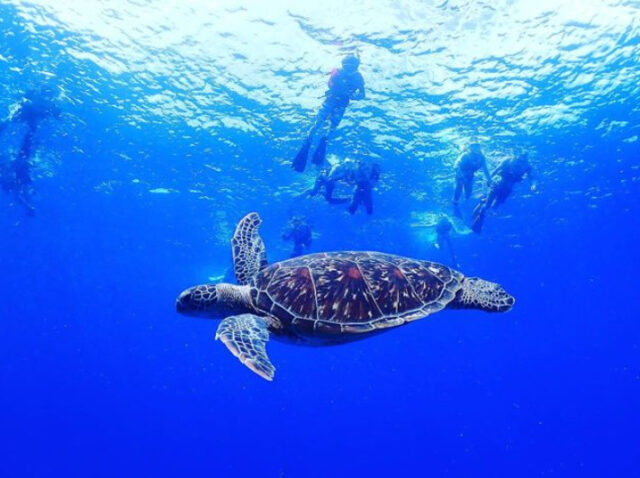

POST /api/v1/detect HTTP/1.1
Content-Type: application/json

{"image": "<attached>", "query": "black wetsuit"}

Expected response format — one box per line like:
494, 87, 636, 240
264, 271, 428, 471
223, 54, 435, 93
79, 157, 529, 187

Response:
315, 68, 365, 132
292, 63, 365, 172
348, 163, 379, 215
0, 94, 59, 215
454, 151, 488, 202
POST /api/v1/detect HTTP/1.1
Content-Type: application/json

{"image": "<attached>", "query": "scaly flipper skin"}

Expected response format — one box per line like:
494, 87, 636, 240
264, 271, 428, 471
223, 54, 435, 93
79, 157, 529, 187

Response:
452, 277, 515, 312
215, 314, 275, 381
232, 212, 268, 285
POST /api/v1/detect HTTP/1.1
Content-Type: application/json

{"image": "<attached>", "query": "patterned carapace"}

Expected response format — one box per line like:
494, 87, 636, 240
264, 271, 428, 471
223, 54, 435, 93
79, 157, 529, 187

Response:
249, 251, 463, 334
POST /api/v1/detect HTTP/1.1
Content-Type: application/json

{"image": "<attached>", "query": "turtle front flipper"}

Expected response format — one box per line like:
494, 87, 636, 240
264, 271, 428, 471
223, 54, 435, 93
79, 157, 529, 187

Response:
215, 314, 275, 381
232, 212, 268, 285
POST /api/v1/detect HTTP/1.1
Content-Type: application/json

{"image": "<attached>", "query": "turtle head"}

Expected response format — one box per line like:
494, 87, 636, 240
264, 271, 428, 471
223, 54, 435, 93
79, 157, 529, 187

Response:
176, 283, 249, 318
451, 277, 515, 312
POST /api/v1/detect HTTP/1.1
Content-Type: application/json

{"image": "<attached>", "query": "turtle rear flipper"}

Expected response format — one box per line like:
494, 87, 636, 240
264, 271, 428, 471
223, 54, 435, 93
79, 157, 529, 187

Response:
216, 314, 275, 381
232, 212, 268, 285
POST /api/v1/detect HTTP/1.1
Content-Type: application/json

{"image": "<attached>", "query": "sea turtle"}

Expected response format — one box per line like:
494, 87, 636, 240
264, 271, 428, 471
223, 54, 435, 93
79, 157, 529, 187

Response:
176, 212, 515, 381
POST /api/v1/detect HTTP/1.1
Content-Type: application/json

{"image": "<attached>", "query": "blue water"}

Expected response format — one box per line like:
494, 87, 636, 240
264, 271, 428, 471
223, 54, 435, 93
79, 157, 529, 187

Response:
1, 1, 639, 476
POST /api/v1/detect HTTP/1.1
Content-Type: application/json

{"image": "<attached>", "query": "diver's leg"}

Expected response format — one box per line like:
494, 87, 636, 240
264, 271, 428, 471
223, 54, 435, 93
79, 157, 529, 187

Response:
328, 105, 346, 138
453, 176, 463, 203
348, 187, 362, 215
308, 178, 324, 197
309, 100, 332, 138
471, 187, 495, 233
453, 176, 464, 218
294, 101, 331, 172
464, 176, 473, 200
312, 104, 345, 167
363, 186, 373, 215
14, 130, 34, 186
18, 129, 34, 161
17, 189, 35, 216
323, 181, 336, 203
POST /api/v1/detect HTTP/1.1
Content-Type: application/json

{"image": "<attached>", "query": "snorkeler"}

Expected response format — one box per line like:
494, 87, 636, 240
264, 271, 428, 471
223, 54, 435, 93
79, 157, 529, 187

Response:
471, 153, 536, 233
292, 54, 366, 172
282, 215, 313, 257
453, 143, 492, 218
347, 161, 380, 215
0, 87, 61, 216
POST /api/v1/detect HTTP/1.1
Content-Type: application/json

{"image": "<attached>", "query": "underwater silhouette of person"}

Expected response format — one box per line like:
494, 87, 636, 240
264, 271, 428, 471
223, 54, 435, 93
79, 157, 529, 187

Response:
299, 159, 357, 205
412, 215, 459, 267
300, 157, 380, 215
471, 152, 536, 233
434, 217, 458, 267
347, 160, 380, 215
292, 54, 365, 172
0, 87, 61, 216
281, 215, 313, 258
453, 142, 492, 218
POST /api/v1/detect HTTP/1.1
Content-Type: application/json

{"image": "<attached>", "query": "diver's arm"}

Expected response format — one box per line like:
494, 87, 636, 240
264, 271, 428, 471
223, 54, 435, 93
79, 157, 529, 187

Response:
351, 86, 365, 100
351, 74, 365, 100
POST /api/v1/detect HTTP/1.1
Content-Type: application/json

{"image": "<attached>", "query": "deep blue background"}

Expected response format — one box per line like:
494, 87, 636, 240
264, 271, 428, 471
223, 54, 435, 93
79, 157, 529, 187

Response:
1, 2, 639, 477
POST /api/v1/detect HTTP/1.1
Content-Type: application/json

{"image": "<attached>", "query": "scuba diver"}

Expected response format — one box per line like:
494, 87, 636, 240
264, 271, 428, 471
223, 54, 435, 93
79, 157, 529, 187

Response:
347, 160, 380, 215
453, 142, 492, 218
292, 54, 366, 172
281, 215, 313, 258
0, 87, 61, 216
471, 153, 536, 233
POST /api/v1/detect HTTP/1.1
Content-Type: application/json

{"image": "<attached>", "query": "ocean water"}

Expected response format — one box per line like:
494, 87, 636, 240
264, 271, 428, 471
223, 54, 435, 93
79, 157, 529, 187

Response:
1, 1, 639, 476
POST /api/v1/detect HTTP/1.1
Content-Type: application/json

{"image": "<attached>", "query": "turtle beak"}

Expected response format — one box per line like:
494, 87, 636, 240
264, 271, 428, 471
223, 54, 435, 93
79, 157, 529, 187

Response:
176, 288, 192, 314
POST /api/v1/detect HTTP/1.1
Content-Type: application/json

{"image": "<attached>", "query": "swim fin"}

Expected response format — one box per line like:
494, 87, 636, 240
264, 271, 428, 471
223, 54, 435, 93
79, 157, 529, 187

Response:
312, 136, 327, 165
292, 137, 311, 172
471, 208, 485, 233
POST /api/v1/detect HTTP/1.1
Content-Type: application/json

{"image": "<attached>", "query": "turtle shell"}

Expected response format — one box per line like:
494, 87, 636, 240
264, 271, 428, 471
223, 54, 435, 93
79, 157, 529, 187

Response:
249, 251, 463, 338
